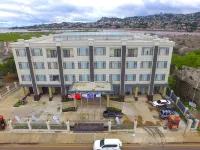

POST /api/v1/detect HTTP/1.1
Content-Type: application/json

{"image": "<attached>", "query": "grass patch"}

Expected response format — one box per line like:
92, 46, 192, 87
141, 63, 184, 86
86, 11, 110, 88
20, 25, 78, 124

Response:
110, 97, 124, 102
13, 100, 21, 107
62, 107, 77, 112
106, 107, 122, 113
13, 125, 29, 129
197, 127, 200, 132
61, 97, 74, 102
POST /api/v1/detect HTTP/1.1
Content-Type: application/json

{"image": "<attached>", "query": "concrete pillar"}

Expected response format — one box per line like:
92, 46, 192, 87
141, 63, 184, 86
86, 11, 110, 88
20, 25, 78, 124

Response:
108, 120, 111, 132
170, 90, 174, 99
39, 87, 43, 93
106, 94, 110, 107
132, 87, 135, 94
22, 87, 26, 97
135, 87, 138, 98
176, 97, 180, 105
133, 119, 138, 133
27, 119, 32, 131
66, 120, 70, 132
194, 119, 200, 130
8, 119, 13, 131
186, 119, 193, 131
14, 82, 18, 88
162, 87, 167, 97
52, 87, 55, 94
159, 86, 163, 94
6, 86, 10, 93
48, 87, 52, 97
145, 87, 149, 94
184, 107, 189, 115
46, 120, 50, 131
74, 98, 77, 108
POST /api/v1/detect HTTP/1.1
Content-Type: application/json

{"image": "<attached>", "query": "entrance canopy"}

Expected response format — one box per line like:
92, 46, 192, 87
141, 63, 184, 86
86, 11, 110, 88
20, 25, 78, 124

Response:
68, 82, 114, 94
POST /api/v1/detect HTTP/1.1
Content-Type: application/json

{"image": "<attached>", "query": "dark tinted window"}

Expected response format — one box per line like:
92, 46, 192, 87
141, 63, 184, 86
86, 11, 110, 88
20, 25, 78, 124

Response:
100, 139, 104, 147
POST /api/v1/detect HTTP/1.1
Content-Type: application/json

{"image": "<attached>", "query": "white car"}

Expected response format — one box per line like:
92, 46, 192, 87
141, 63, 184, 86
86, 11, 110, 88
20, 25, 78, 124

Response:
93, 138, 122, 150
152, 99, 171, 107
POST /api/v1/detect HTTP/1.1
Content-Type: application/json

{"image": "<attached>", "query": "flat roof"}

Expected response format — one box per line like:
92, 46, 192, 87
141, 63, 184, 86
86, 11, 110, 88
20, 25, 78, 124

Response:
68, 82, 114, 93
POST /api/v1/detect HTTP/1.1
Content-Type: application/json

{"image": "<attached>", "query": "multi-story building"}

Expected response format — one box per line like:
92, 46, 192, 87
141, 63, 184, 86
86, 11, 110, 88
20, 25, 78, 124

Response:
11, 32, 175, 101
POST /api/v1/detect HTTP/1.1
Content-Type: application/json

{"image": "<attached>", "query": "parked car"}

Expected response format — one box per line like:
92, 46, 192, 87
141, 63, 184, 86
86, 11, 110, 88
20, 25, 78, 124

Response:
93, 138, 122, 150
103, 110, 122, 118
152, 99, 171, 107
159, 109, 179, 119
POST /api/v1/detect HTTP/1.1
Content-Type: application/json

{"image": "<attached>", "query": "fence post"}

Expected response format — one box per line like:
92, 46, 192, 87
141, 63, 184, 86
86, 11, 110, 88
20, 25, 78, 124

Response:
170, 90, 174, 99
194, 119, 200, 130
186, 119, 193, 131
8, 119, 13, 131
176, 97, 180, 105
46, 120, 50, 131
14, 82, 18, 88
6, 86, 10, 93
133, 119, 138, 133
108, 120, 111, 132
66, 120, 70, 132
27, 119, 32, 131
184, 107, 189, 115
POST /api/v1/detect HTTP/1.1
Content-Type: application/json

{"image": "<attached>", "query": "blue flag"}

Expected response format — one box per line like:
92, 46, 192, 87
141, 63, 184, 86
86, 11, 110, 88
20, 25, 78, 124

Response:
87, 93, 94, 99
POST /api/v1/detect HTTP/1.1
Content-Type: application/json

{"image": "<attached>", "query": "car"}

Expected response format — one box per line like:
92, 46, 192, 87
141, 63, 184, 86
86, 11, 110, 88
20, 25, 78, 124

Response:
93, 138, 122, 150
159, 109, 179, 119
152, 99, 171, 107
103, 110, 122, 118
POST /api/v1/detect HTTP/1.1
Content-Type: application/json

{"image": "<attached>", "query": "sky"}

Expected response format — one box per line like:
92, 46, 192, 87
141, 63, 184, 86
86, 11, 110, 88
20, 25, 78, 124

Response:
0, 0, 200, 27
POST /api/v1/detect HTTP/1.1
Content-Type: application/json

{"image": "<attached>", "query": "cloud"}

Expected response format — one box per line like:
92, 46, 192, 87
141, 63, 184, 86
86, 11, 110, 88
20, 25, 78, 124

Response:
0, 0, 199, 27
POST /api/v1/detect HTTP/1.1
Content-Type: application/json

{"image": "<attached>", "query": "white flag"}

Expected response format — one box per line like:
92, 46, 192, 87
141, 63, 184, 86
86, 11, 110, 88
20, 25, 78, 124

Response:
96, 93, 101, 98
15, 116, 22, 123
82, 94, 88, 98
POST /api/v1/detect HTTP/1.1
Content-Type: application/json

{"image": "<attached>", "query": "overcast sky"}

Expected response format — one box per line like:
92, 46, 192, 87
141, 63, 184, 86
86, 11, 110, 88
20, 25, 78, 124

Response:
0, 0, 200, 27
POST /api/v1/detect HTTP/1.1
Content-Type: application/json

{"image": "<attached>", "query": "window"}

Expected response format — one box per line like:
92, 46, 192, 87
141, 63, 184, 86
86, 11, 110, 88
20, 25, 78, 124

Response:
48, 62, 58, 69
142, 47, 153, 55
157, 61, 167, 68
158, 47, 169, 55
140, 61, 152, 68
139, 74, 150, 81
126, 61, 137, 69
109, 74, 120, 81
155, 74, 165, 81
36, 75, 46, 81
21, 75, 31, 81
19, 62, 29, 69
79, 74, 90, 81
49, 75, 59, 81
110, 48, 121, 57
77, 48, 88, 56
94, 61, 106, 69
46, 49, 57, 58
109, 61, 121, 69
33, 62, 45, 69
16, 49, 26, 56
100, 139, 104, 147
65, 74, 75, 81
127, 48, 138, 57
78, 61, 89, 69
126, 74, 136, 81
32, 48, 42, 56
63, 62, 74, 69
95, 74, 106, 81
63, 48, 74, 57
94, 47, 106, 55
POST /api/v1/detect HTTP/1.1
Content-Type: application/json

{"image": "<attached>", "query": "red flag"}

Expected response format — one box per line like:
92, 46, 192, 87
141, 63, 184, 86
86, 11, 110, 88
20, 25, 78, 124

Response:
75, 94, 81, 100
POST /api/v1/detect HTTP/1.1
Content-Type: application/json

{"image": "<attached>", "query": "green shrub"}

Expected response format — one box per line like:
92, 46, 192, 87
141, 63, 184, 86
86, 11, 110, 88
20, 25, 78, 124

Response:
61, 97, 74, 102
107, 107, 122, 112
110, 97, 124, 102
62, 107, 77, 112
13, 100, 21, 107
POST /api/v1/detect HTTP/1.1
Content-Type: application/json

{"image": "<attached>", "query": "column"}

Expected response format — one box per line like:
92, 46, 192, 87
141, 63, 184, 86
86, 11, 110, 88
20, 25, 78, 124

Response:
57, 43, 66, 98
148, 45, 159, 101
135, 87, 138, 98
27, 119, 32, 131
48, 87, 52, 97
46, 120, 50, 131
25, 45, 40, 101
186, 119, 193, 131
6, 86, 10, 93
120, 43, 126, 98
106, 94, 110, 107
22, 87, 26, 97
184, 107, 189, 115
8, 119, 13, 131
74, 98, 77, 107
159, 86, 163, 94
66, 120, 70, 132
176, 97, 180, 105
133, 119, 138, 133
89, 41, 94, 82
162, 87, 167, 97
145, 87, 149, 94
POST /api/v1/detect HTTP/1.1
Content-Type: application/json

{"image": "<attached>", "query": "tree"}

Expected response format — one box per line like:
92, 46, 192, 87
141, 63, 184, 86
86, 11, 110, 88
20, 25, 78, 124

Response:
0, 56, 17, 77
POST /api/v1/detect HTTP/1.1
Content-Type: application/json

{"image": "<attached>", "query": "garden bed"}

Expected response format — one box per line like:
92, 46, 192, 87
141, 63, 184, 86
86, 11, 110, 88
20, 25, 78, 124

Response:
110, 97, 124, 102
13, 100, 21, 107
106, 107, 122, 113
61, 97, 74, 102
62, 107, 77, 112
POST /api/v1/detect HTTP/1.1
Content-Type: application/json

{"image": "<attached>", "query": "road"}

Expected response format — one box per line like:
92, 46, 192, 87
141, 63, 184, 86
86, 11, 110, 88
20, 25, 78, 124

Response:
0, 144, 200, 150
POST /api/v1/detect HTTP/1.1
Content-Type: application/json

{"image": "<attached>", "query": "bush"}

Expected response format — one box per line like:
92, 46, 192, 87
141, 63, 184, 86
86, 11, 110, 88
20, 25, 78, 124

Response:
62, 107, 77, 112
13, 100, 21, 107
107, 107, 122, 113
61, 97, 74, 102
110, 97, 124, 102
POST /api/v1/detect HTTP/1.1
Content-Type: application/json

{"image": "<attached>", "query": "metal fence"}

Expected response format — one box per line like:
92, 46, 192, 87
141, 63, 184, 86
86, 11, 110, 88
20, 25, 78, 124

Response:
0, 82, 20, 100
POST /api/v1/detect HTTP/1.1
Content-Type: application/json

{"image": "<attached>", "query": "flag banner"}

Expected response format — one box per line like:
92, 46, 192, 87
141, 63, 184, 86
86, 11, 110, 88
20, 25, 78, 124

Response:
32, 115, 38, 123
96, 93, 101, 98
53, 115, 59, 121
68, 94, 75, 99
82, 94, 88, 98
87, 93, 94, 99
75, 94, 82, 100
